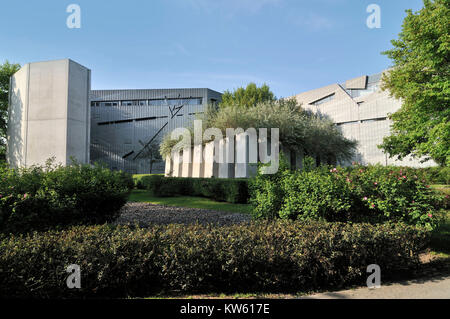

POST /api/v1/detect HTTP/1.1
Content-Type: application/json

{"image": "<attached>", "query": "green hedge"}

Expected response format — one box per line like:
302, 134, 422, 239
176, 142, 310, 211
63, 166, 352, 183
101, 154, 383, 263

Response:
0, 163, 133, 234
0, 221, 428, 298
133, 174, 163, 190
250, 160, 444, 230
141, 175, 249, 204
413, 166, 450, 185
377, 166, 449, 185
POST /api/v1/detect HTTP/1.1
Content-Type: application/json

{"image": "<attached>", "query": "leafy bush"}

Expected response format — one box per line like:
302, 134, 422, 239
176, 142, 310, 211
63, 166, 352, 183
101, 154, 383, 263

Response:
0, 221, 429, 298
368, 166, 449, 185
250, 163, 444, 229
410, 166, 449, 185
249, 155, 290, 219
141, 175, 249, 204
280, 167, 356, 222
0, 163, 132, 233
133, 174, 163, 189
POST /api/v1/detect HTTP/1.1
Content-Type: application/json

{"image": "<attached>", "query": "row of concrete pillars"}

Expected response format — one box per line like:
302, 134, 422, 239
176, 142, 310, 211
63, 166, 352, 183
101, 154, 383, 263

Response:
164, 133, 307, 178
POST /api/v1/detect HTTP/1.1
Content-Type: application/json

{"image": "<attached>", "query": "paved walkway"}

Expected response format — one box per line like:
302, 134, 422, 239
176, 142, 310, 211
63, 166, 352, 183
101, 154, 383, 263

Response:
302, 275, 450, 299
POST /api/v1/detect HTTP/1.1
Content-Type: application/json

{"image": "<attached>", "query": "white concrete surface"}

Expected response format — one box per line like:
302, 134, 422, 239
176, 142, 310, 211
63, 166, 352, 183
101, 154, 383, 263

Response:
235, 133, 249, 178
218, 137, 235, 179
172, 151, 182, 177
7, 59, 90, 168
164, 155, 172, 177
192, 144, 204, 178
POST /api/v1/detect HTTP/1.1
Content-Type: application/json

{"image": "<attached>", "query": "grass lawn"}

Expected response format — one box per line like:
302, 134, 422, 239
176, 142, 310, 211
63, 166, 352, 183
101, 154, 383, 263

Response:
128, 185, 449, 254
128, 189, 252, 214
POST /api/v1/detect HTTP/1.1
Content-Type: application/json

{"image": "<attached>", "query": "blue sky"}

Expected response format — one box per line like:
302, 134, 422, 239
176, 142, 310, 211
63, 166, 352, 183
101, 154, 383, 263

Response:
0, 0, 424, 97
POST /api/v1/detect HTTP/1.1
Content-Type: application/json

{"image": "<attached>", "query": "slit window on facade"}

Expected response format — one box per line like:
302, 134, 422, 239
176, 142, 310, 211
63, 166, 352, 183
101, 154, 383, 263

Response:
361, 117, 387, 123
337, 120, 359, 126
147, 97, 203, 106
122, 100, 138, 106
149, 99, 166, 106
346, 83, 380, 98
91, 101, 119, 107
310, 93, 335, 106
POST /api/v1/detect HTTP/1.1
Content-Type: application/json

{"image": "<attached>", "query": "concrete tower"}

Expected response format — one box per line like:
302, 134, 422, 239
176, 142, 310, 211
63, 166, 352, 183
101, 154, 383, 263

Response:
7, 59, 91, 168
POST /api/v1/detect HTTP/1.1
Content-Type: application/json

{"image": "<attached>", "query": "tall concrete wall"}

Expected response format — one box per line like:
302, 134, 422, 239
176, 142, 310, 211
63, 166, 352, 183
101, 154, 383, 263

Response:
7, 59, 91, 168
292, 72, 436, 168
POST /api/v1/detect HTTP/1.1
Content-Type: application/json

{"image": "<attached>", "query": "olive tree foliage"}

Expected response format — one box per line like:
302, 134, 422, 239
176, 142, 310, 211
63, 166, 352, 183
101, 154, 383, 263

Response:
379, 0, 449, 166
160, 98, 357, 162
0, 61, 21, 161
220, 83, 275, 108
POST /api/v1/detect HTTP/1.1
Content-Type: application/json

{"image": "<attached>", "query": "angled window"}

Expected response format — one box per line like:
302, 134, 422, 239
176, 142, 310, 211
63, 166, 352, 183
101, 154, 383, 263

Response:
309, 93, 335, 106
148, 99, 166, 106
99, 101, 119, 107
121, 100, 138, 106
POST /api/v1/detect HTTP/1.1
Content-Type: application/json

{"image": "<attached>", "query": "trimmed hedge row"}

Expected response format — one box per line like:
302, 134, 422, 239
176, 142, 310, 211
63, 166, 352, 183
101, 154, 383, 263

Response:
140, 175, 249, 204
0, 221, 428, 298
0, 163, 133, 234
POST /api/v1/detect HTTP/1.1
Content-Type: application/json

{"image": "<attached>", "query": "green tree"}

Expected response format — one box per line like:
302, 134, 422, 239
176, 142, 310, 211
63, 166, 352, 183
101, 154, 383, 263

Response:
379, 0, 449, 166
0, 61, 21, 161
220, 83, 275, 108
160, 98, 356, 163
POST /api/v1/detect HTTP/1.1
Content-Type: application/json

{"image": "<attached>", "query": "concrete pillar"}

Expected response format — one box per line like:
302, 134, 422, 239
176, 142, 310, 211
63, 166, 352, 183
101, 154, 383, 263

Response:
235, 133, 249, 178
192, 144, 204, 178
172, 151, 182, 177
203, 140, 219, 178
164, 155, 172, 177
295, 149, 304, 170
181, 147, 192, 177
218, 137, 235, 179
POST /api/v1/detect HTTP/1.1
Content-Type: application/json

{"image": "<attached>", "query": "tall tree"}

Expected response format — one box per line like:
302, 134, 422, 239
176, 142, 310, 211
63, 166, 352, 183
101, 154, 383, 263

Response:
380, 0, 449, 166
220, 83, 275, 108
0, 61, 21, 161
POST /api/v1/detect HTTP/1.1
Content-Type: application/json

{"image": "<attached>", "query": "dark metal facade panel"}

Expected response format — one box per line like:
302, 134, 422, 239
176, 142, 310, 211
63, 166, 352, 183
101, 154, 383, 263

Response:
90, 88, 222, 174
90, 88, 222, 101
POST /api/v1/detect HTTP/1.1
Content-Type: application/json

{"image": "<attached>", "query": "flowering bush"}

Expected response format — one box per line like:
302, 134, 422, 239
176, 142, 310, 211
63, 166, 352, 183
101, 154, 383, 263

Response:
342, 164, 441, 229
0, 162, 133, 233
250, 162, 443, 229
280, 167, 355, 222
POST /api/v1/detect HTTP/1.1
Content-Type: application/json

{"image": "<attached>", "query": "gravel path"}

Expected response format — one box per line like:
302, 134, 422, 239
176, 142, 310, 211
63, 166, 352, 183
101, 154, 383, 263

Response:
114, 202, 252, 227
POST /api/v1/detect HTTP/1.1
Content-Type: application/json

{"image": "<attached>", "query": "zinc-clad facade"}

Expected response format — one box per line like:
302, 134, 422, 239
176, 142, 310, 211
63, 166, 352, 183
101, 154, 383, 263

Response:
90, 88, 222, 174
